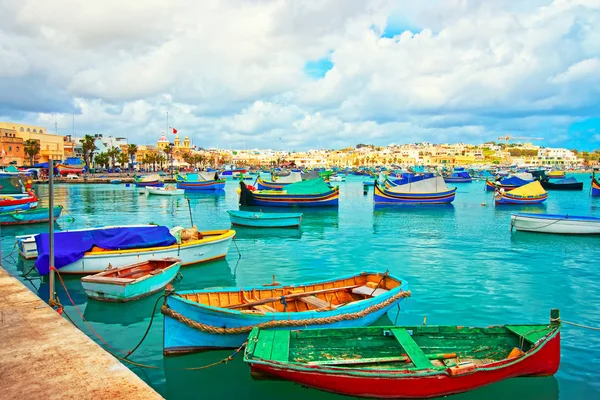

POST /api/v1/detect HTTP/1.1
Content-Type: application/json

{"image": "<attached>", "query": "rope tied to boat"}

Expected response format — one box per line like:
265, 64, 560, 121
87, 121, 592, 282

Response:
161, 289, 412, 335
550, 318, 600, 331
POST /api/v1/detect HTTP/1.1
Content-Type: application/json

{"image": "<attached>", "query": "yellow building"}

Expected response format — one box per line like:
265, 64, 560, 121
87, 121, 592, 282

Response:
0, 122, 64, 162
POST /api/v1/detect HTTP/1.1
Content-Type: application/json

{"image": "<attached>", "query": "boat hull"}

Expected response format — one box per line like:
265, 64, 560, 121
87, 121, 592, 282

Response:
444, 177, 472, 183
374, 183, 456, 204
592, 177, 600, 197
0, 206, 62, 226
134, 181, 164, 187
81, 260, 181, 302
49, 230, 234, 274
495, 194, 547, 205
176, 181, 225, 190
540, 181, 583, 191
511, 213, 600, 234
248, 331, 560, 399
227, 211, 302, 228
256, 178, 292, 191
145, 187, 184, 196
163, 273, 409, 354
0, 193, 39, 212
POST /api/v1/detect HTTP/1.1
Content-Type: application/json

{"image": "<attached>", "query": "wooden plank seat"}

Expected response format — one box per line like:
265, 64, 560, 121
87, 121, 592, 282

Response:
390, 328, 434, 369
299, 296, 337, 310
352, 285, 389, 297
83, 276, 136, 284
253, 304, 277, 313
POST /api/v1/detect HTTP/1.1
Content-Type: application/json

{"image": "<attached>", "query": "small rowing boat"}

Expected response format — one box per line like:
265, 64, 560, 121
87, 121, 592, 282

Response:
162, 271, 409, 354
511, 213, 600, 235
495, 181, 548, 205
244, 310, 561, 399
134, 174, 164, 187
227, 210, 303, 228
145, 186, 184, 196
81, 258, 181, 302
0, 206, 63, 226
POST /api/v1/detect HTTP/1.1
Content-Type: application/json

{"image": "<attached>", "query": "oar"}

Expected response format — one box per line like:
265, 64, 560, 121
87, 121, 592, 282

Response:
227, 284, 361, 310
186, 198, 194, 227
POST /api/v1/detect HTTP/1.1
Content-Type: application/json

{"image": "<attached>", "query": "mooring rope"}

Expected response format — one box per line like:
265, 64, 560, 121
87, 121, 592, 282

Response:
161, 289, 412, 334
551, 318, 600, 331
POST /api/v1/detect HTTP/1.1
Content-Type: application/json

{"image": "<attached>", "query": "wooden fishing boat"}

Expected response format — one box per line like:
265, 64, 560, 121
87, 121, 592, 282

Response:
547, 171, 566, 179
443, 169, 472, 183
495, 181, 548, 205
539, 177, 583, 191
145, 186, 184, 196
374, 178, 456, 205
227, 210, 303, 228
176, 172, 225, 191
485, 176, 532, 192
239, 179, 339, 207
244, 310, 561, 399
134, 174, 164, 187
0, 206, 62, 226
81, 258, 181, 302
511, 213, 600, 234
256, 172, 302, 190
592, 175, 600, 197
32, 226, 235, 275
162, 271, 410, 355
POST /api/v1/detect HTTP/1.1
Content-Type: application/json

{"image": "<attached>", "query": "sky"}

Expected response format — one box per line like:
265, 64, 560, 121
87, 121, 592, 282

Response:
1, 0, 599, 151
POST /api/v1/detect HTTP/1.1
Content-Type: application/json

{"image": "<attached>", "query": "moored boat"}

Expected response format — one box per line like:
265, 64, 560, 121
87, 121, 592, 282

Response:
256, 172, 302, 190
0, 206, 63, 226
134, 174, 164, 187
227, 210, 303, 228
511, 213, 600, 234
443, 168, 472, 183
374, 177, 456, 204
239, 179, 339, 207
539, 177, 583, 191
0, 173, 38, 212
244, 310, 561, 399
547, 171, 566, 179
162, 271, 410, 354
485, 176, 532, 192
592, 174, 600, 197
33, 226, 235, 275
81, 258, 181, 302
495, 181, 548, 205
176, 172, 225, 191
145, 186, 184, 196
329, 175, 346, 182
110, 179, 122, 184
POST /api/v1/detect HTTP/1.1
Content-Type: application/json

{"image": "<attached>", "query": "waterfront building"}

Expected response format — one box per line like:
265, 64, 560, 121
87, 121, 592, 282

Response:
0, 121, 64, 163
0, 128, 25, 165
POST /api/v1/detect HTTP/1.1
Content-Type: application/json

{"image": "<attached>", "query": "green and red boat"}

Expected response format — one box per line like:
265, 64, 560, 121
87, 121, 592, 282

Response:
244, 310, 561, 399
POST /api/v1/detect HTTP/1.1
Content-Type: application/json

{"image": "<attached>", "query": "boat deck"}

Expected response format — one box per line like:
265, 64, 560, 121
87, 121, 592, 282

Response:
0, 267, 162, 399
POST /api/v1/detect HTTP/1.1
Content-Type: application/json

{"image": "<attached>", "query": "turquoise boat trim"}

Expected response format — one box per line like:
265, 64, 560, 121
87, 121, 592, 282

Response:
227, 210, 303, 228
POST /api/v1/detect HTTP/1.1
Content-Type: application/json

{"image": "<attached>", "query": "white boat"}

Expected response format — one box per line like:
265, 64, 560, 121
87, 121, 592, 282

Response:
145, 186, 184, 196
329, 175, 346, 182
511, 213, 600, 235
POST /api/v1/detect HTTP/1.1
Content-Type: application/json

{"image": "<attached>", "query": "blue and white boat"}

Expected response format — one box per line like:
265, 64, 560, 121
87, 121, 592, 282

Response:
227, 210, 303, 228
511, 213, 600, 235
176, 172, 225, 191
162, 271, 410, 354
81, 258, 181, 302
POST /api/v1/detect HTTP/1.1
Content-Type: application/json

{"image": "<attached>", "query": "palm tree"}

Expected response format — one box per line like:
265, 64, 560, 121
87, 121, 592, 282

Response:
80, 135, 97, 169
127, 144, 138, 171
23, 139, 40, 166
107, 147, 120, 168
94, 152, 109, 169
117, 152, 129, 168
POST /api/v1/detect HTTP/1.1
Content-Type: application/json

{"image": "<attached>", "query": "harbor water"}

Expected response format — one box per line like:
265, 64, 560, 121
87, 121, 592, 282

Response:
1, 175, 599, 399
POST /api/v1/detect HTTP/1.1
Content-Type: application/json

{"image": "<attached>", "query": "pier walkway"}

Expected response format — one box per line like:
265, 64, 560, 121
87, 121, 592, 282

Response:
0, 267, 163, 400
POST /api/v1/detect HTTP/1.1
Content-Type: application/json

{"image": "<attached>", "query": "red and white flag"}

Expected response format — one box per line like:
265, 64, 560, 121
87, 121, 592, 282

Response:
171, 127, 178, 134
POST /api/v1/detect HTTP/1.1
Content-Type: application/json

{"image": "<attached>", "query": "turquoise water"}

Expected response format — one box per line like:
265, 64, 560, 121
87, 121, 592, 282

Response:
1, 175, 600, 399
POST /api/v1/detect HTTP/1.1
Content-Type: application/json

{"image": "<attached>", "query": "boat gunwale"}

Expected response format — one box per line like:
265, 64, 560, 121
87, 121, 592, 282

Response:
512, 213, 600, 222
227, 210, 303, 219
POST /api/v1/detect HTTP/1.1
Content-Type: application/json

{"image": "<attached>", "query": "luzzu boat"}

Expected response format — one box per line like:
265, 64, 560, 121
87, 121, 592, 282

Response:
0, 206, 62, 226
134, 174, 164, 187
162, 271, 410, 355
176, 172, 225, 191
244, 310, 561, 399
511, 213, 600, 235
0, 174, 38, 212
239, 179, 339, 207
485, 175, 533, 192
256, 172, 302, 190
375, 177, 456, 205
494, 181, 548, 205
592, 174, 600, 197
227, 210, 303, 228
33, 225, 235, 275
443, 168, 472, 183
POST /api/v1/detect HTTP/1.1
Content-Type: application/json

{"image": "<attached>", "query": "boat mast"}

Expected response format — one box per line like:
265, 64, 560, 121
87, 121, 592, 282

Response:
48, 156, 56, 306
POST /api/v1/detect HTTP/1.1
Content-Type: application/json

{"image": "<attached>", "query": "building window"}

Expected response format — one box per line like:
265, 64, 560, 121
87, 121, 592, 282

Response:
40, 129, 44, 133
33, 129, 37, 133
27, 128, 30, 132
20, 127, 24, 132
8, 146, 12, 151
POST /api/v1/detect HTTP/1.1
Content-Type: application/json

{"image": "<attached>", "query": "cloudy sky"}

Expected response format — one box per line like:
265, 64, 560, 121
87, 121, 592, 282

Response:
1, 0, 599, 150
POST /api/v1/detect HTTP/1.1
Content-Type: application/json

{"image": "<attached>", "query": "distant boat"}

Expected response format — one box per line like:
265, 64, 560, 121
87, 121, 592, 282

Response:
0, 173, 38, 212
0, 206, 62, 226
227, 210, 302, 228
134, 174, 164, 187
547, 171, 566, 179
495, 181, 548, 205
145, 186, 184, 196
329, 175, 346, 182
374, 177, 456, 204
256, 172, 302, 190
110, 179, 122, 184
239, 179, 339, 207
81, 258, 181, 302
162, 271, 409, 354
32, 225, 235, 275
244, 311, 561, 399
540, 177, 583, 191
485, 175, 532, 192
511, 213, 600, 235
443, 168, 472, 183
176, 172, 225, 191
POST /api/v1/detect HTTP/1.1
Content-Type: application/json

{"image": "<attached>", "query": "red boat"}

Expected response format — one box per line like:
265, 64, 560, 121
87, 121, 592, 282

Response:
56, 163, 85, 176
244, 310, 561, 399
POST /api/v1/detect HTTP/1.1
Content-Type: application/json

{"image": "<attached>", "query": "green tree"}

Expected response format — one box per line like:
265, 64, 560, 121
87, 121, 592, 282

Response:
23, 139, 40, 166
94, 152, 109, 168
107, 147, 120, 168
117, 152, 129, 168
127, 144, 138, 169
80, 135, 97, 169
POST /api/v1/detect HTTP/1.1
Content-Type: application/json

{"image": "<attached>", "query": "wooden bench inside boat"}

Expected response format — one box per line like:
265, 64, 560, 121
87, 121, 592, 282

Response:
82, 276, 137, 284
299, 296, 337, 310
253, 304, 277, 313
352, 285, 388, 297
390, 328, 434, 369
